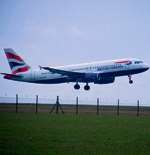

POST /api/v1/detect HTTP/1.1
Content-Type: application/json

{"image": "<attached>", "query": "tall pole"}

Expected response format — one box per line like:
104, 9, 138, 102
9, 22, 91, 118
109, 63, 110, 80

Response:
97, 98, 99, 115
50, 96, 64, 114
76, 96, 78, 115
56, 96, 59, 114
117, 99, 119, 116
137, 100, 140, 117
36, 95, 38, 113
16, 94, 18, 113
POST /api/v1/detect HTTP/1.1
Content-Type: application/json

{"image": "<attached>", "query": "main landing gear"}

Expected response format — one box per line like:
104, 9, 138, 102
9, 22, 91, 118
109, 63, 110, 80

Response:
128, 75, 133, 84
74, 83, 80, 90
74, 82, 90, 91
84, 83, 90, 91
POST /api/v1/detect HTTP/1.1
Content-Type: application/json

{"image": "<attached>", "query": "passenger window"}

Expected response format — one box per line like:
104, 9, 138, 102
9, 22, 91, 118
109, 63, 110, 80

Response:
135, 61, 143, 64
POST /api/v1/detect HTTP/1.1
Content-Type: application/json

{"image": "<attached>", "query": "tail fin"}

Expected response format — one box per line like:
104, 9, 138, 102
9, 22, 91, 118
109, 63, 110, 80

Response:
3, 48, 31, 74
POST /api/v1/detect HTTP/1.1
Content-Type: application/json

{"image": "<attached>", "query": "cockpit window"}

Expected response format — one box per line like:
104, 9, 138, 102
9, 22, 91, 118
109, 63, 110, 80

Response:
134, 61, 143, 64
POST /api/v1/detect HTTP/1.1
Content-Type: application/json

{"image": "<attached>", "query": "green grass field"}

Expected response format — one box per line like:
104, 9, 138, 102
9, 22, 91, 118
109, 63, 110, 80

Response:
0, 113, 150, 155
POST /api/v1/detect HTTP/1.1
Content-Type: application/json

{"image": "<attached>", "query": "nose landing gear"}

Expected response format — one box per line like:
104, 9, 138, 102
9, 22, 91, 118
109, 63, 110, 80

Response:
128, 75, 133, 84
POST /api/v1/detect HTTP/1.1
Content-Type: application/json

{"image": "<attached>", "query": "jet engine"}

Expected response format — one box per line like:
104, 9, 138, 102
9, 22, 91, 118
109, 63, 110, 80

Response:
84, 73, 115, 84
94, 75, 115, 84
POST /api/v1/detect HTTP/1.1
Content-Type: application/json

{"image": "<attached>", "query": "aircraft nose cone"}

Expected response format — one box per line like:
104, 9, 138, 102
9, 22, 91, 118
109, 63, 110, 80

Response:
146, 67, 149, 71
144, 64, 150, 71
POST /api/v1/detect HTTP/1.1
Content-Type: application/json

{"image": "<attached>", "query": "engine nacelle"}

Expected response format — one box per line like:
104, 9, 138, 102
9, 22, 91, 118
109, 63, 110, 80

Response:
94, 76, 115, 84
84, 73, 115, 84
84, 73, 97, 80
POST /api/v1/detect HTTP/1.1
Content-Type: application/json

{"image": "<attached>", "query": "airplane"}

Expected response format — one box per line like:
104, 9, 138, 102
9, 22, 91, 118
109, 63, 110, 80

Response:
1, 48, 149, 91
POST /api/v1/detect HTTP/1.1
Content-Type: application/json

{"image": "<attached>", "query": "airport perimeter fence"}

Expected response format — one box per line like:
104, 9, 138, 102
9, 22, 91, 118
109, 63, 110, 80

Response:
0, 95, 150, 116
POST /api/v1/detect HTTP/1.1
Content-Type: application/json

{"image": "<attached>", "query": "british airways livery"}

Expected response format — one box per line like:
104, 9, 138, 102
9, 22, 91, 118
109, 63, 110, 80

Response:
1, 48, 149, 91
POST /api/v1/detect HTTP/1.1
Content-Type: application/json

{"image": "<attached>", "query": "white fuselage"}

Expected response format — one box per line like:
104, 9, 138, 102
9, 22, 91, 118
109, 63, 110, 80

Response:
3, 48, 149, 90
14, 58, 149, 84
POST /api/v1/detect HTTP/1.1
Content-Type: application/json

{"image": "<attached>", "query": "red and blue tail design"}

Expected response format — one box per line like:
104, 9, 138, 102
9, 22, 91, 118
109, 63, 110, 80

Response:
3, 48, 30, 74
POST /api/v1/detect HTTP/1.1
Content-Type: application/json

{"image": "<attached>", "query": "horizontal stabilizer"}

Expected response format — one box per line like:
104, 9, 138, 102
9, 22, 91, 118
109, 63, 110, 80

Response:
0, 73, 22, 79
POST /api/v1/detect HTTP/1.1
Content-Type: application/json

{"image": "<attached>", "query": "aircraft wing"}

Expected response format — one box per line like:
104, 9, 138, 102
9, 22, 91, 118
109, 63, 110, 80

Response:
41, 67, 85, 77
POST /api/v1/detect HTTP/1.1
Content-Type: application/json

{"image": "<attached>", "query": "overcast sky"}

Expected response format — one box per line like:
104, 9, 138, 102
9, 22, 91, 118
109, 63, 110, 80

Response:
0, 0, 150, 105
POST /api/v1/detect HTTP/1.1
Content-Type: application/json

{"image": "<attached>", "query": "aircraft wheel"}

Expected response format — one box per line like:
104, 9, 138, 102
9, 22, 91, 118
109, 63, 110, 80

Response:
128, 75, 133, 84
129, 80, 133, 84
84, 84, 90, 91
74, 83, 80, 90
